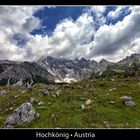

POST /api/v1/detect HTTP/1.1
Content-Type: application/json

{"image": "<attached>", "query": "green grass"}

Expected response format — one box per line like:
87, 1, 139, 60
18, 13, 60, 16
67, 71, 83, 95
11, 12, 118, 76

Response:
0, 77, 140, 128
112, 69, 125, 73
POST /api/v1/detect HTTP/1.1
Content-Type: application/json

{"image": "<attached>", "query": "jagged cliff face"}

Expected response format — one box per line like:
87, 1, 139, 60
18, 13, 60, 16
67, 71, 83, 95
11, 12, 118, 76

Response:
118, 53, 140, 67
1, 53, 140, 85
98, 59, 114, 72
0, 61, 55, 86
37, 56, 98, 83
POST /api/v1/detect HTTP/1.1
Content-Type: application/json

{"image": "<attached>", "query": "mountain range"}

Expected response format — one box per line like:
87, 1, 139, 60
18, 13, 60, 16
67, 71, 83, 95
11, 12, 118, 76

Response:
0, 53, 140, 86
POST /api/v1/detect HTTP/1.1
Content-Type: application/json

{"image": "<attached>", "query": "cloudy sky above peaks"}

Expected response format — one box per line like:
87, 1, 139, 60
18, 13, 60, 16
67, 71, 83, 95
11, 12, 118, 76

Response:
0, 6, 140, 62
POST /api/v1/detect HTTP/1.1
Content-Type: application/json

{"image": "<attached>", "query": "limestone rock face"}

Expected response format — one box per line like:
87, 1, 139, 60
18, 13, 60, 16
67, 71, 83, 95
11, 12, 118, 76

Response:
4, 102, 39, 128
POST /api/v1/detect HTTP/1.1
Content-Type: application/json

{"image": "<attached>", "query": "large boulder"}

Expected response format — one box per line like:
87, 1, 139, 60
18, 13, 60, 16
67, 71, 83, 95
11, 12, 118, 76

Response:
120, 96, 136, 106
4, 102, 39, 128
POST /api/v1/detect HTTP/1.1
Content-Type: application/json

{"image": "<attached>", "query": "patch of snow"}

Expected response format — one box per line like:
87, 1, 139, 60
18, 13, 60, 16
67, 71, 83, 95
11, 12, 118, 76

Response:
55, 73, 78, 83
55, 79, 62, 83
63, 77, 77, 83
55, 78, 77, 83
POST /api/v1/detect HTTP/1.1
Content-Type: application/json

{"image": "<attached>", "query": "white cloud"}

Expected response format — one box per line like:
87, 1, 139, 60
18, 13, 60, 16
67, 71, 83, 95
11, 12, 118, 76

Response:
107, 6, 133, 20
90, 6, 106, 13
108, 6, 126, 19
89, 6, 106, 26
1, 6, 140, 63
25, 12, 95, 61
0, 6, 42, 60
91, 6, 140, 62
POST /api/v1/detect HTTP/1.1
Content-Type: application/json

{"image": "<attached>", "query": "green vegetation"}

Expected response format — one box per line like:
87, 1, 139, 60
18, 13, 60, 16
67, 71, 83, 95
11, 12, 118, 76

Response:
0, 79, 8, 86
33, 76, 54, 85
0, 77, 140, 128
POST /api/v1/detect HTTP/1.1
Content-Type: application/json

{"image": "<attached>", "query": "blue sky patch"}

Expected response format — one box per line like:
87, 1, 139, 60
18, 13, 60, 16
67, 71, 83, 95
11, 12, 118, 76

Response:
11, 33, 29, 47
12, 6, 133, 48
31, 6, 86, 36
106, 6, 132, 25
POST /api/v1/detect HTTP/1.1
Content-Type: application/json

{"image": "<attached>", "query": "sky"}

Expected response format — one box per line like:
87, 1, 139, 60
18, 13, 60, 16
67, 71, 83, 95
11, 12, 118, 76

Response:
0, 6, 140, 62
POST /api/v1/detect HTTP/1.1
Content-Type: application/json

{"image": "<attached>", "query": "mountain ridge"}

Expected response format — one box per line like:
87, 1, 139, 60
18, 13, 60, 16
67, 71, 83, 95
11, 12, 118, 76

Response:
0, 53, 140, 86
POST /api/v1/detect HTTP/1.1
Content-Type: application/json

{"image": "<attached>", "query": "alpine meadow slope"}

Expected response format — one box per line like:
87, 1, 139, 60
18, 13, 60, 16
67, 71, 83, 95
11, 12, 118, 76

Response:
1, 54, 140, 128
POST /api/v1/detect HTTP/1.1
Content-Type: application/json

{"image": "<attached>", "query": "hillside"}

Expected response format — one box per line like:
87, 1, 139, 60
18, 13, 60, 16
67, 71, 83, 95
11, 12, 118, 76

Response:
1, 53, 140, 86
0, 76, 140, 128
1, 54, 140, 128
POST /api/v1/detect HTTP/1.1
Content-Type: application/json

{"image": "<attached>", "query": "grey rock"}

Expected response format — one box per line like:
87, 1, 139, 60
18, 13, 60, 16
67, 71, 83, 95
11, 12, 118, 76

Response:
110, 101, 115, 104
9, 107, 13, 110
55, 90, 61, 97
81, 104, 85, 110
120, 96, 136, 106
125, 101, 135, 106
42, 90, 50, 96
35, 113, 40, 118
120, 96, 132, 102
47, 85, 53, 91
103, 121, 111, 128
30, 98, 38, 104
80, 97, 85, 100
38, 101, 44, 106
109, 88, 117, 92
14, 95, 19, 98
4, 102, 38, 128
0, 90, 6, 96
94, 97, 98, 99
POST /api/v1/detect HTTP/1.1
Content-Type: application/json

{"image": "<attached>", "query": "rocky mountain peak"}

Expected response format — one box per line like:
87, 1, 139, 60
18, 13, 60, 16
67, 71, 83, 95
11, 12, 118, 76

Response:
1, 53, 140, 85
100, 58, 109, 64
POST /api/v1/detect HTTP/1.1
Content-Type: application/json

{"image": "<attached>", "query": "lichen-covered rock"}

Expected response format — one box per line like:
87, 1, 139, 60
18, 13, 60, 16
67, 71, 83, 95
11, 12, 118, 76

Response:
4, 102, 39, 128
